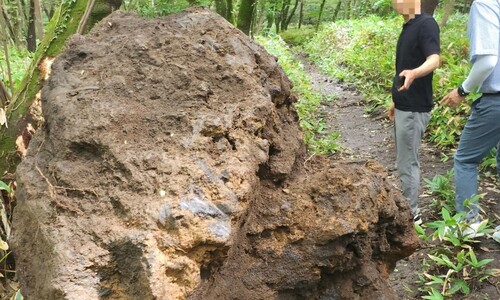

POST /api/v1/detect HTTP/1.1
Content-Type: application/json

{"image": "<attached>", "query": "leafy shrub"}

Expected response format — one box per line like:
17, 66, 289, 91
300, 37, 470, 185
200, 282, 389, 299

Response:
424, 170, 455, 215
415, 205, 496, 299
279, 26, 317, 47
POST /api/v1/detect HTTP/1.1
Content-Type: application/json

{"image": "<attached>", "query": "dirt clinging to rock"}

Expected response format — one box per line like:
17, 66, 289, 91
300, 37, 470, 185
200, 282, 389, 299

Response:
11, 8, 418, 299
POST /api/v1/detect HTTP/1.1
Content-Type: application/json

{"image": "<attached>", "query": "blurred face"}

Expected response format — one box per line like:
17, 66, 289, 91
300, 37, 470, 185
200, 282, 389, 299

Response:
393, 0, 421, 19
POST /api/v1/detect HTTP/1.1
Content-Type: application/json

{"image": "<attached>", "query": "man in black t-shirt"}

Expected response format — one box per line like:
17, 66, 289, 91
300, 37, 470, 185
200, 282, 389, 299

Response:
388, 0, 440, 225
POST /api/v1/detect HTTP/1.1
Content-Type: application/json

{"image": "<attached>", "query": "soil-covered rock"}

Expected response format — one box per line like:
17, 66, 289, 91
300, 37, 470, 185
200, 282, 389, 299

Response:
11, 8, 418, 299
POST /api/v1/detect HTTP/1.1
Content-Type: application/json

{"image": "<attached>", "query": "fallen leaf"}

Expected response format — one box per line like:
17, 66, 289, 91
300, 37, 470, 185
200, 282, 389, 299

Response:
0, 239, 8, 251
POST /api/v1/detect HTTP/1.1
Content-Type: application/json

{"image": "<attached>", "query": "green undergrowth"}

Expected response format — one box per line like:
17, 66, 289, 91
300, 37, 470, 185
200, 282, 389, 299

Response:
257, 35, 340, 155
278, 25, 317, 47
303, 13, 475, 150
0, 48, 34, 96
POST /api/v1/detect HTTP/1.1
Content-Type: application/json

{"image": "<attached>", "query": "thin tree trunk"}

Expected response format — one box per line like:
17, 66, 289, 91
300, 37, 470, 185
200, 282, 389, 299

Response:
344, 0, 352, 19
439, 0, 456, 27
274, 2, 282, 34
315, 0, 326, 32
43, 5, 55, 20
34, 0, 44, 39
77, 0, 97, 34
0, 17, 14, 96
237, 0, 256, 35
0, 81, 8, 106
252, 0, 266, 36
214, 0, 228, 20
332, 0, 341, 22
27, 0, 36, 52
251, 0, 258, 38
0, 1, 16, 44
284, 0, 299, 31
349, 0, 358, 18
298, 0, 304, 28
280, 0, 291, 32
17, 0, 27, 46
274, 14, 280, 33
227, 0, 234, 24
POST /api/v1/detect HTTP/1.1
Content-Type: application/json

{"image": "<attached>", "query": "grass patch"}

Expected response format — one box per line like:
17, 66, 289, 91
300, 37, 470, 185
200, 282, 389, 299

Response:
279, 25, 317, 47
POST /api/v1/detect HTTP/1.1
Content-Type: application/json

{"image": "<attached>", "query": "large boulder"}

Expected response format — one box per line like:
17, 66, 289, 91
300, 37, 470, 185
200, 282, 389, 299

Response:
11, 7, 418, 299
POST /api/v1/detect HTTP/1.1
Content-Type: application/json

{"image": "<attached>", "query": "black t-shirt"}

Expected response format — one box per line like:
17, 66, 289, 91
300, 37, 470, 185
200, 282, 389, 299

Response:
392, 14, 440, 112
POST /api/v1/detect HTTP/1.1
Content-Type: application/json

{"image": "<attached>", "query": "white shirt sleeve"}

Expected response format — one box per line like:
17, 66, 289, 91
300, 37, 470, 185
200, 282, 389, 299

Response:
462, 54, 498, 93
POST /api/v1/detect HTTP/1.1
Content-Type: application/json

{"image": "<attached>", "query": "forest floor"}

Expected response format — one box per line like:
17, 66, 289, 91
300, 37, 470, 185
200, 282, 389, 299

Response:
297, 53, 500, 299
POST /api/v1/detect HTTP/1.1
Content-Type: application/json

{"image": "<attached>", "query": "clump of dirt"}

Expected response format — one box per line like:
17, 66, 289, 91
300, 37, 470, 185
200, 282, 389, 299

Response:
11, 8, 418, 299
190, 158, 418, 299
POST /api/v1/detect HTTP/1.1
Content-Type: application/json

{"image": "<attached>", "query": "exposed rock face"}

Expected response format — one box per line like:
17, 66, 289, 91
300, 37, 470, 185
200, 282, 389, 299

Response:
11, 8, 418, 300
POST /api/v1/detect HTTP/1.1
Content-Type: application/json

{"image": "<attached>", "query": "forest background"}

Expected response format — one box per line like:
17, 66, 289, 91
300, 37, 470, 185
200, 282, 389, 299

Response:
0, 0, 499, 299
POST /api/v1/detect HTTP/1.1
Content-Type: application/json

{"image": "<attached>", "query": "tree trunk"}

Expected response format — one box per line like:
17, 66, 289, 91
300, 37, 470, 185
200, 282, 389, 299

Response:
439, 0, 456, 27
252, 0, 266, 36
283, 0, 299, 31
351, 0, 357, 16
226, 0, 234, 24
332, 0, 341, 22
344, 0, 352, 19
27, 0, 36, 52
298, 0, 304, 29
280, 0, 291, 32
16, 0, 27, 46
237, 0, 256, 35
0, 81, 8, 107
214, 0, 228, 21
0, 14, 14, 95
315, 0, 326, 32
274, 13, 281, 34
0, 1, 16, 44
34, 0, 44, 39
0, 0, 122, 174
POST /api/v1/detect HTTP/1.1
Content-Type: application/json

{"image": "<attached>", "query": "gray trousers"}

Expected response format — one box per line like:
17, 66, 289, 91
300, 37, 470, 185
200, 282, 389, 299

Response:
394, 108, 431, 216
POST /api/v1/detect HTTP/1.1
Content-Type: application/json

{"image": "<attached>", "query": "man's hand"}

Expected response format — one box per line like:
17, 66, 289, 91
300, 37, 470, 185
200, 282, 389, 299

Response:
442, 88, 465, 108
388, 103, 395, 121
397, 54, 440, 92
397, 70, 416, 91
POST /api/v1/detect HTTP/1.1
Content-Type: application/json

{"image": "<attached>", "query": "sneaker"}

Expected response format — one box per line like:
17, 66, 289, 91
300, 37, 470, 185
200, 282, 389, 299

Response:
462, 221, 485, 238
413, 214, 423, 225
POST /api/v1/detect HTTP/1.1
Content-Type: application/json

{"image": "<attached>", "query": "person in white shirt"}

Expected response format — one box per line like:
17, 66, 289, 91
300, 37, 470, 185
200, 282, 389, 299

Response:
442, 0, 500, 223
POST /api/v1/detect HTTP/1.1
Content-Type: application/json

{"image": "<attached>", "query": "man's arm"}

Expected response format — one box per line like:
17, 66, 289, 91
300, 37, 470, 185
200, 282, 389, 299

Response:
398, 54, 440, 91
442, 54, 498, 108
389, 54, 439, 121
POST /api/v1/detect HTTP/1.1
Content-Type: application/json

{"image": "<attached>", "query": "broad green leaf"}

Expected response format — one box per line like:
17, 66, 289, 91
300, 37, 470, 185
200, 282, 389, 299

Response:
0, 181, 12, 193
